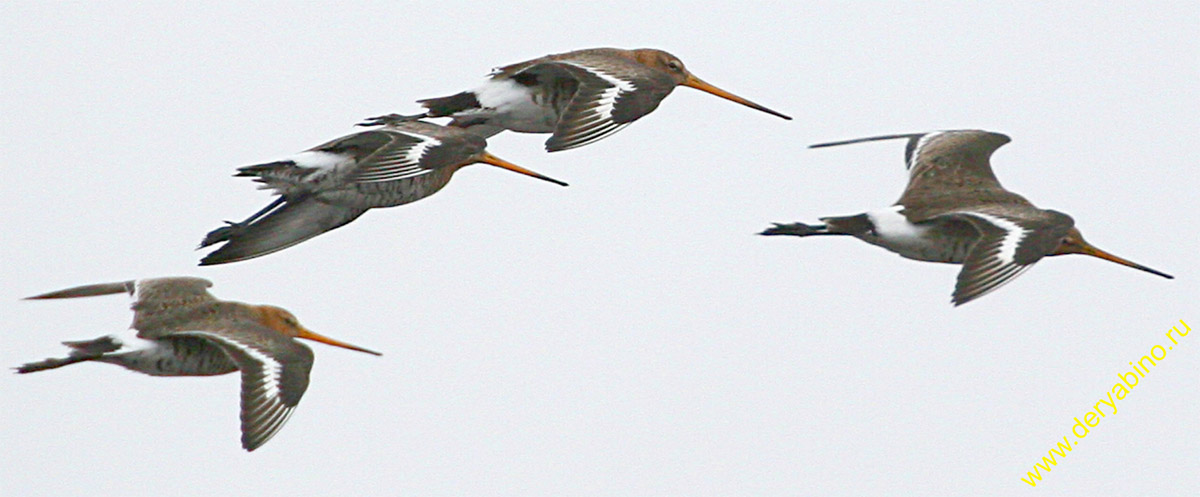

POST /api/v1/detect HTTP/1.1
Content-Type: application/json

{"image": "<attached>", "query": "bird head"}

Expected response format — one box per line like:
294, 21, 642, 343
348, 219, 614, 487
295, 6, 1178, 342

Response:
631, 48, 791, 120
1050, 227, 1173, 279
256, 305, 381, 355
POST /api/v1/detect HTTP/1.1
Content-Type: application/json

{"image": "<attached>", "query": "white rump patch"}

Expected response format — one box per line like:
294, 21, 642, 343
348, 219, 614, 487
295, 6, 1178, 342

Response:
109, 329, 159, 353
867, 206, 929, 243
863, 206, 939, 260
284, 151, 346, 170
473, 79, 533, 110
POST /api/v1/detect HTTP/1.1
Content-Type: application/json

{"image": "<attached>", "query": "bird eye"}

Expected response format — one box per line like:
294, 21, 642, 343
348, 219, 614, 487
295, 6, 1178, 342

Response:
666, 60, 682, 72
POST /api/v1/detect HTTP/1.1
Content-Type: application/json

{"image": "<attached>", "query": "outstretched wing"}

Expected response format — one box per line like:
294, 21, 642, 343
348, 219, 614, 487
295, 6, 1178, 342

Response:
25, 277, 221, 336
249, 125, 480, 189
301, 126, 478, 185
536, 56, 676, 152
129, 278, 220, 335
932, 209, 1074, 305
24, 280, 137, 300
342, 127, 465, 183
897, 131, 1012, 205
810, 130, 1015, 207
197, 198, 368, 266
170, 326, 314, 452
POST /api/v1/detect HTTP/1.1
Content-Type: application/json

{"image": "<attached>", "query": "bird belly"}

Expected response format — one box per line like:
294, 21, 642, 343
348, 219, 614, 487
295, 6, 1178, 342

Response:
469, 79, 559, 132
322, 170, 454, 209
99, 333, 237, 377
863, 207, 966, 263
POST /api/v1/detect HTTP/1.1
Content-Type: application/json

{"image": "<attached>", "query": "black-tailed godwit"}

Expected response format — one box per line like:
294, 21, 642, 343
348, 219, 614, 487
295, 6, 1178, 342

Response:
363, 47, 791, 152
15, 277, 381, 451
198, 119, 566, 265
762, 130, 1173, 305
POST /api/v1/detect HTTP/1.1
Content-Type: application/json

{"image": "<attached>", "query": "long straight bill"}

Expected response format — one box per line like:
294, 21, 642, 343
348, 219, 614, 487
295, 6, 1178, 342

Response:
297, 328, 383, 356
682, 75, 792, 120
479, 153, 569, 187
1082, 244, 1174, 279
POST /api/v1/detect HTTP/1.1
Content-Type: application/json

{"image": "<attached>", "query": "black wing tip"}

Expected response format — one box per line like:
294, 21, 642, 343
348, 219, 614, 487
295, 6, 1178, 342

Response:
808, 133, 926, 149
356, 112, 429, 127
198, 244, 260, 266
198, 251, 247, 266
14, 363, 41, 373
951, 289, 985, 306
242, 435, 265, 452
197, 222, 239, 250
23, 281, 135, 300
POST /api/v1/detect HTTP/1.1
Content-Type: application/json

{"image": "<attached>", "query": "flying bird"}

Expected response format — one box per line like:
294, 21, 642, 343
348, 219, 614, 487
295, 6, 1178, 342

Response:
15, 277, 381, 451
361, 47, 791, 152
199, 119, 567, 265
761, 130, 1173, 305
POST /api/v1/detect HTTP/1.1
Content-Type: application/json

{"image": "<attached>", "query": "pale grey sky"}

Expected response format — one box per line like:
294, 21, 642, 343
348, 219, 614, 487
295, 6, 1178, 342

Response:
2, 2, 1197, 496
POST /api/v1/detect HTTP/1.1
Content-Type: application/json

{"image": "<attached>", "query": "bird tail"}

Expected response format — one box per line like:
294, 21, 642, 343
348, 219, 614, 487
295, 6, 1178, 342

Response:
414, 91, 508, 138
760, 222, 828, 237
199, 197, 367, 265
760, 214, 872, 237
234, 161, 311, 195
15, 336, 121, 374
418, 91, 481, 117
819, 214, 874, 236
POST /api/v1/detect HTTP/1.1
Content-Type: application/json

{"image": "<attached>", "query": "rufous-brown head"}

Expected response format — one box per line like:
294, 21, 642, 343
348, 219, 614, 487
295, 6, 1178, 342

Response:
469, 151, 568, 187
630, 48, 792, 120
1050, 227, 1173, 279
256, 305, 382, 355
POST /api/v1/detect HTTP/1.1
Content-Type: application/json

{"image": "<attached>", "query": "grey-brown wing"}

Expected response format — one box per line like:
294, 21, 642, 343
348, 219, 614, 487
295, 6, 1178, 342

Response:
25, 280, 137, 300
932, 209, 1074, 305
127, 277, 221, 336
810, 130, 1015, 206
336, 126, 480, 184
896, 130, 1013, 206
29, 277, 214, 305
169, 325, 314, 452
538, 57, 675, 152
24, 276, 222, 338
130, 277, 217, 305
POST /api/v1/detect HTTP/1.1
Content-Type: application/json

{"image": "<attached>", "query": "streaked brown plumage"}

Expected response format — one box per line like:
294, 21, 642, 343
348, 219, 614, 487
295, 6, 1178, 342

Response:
15, 277, 380, 451
198, 119, 566, 265
762, 130, 1173, 305
363, 47, 791, 152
